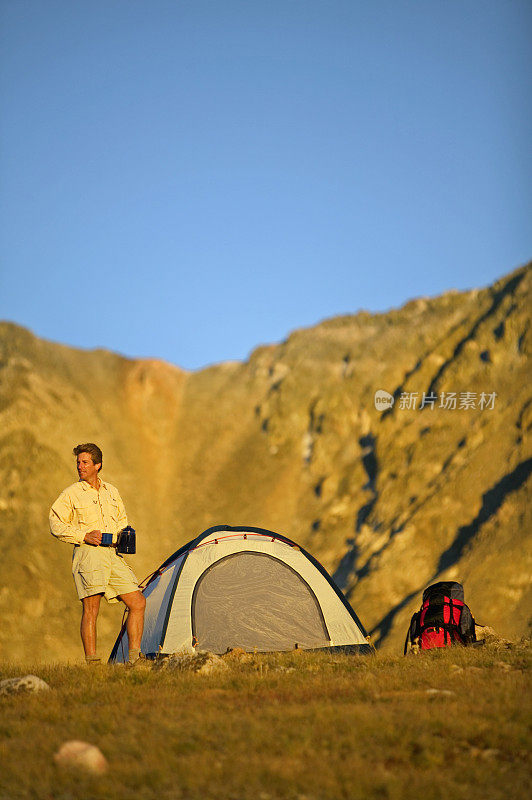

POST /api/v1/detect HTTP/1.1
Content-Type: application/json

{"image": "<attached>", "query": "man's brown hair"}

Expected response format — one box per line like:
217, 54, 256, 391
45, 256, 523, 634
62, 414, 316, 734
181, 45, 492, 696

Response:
73, 443, 103, 472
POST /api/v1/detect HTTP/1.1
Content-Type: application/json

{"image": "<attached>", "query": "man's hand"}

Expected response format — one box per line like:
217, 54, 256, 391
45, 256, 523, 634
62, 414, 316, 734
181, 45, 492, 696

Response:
84, 529, 102, 546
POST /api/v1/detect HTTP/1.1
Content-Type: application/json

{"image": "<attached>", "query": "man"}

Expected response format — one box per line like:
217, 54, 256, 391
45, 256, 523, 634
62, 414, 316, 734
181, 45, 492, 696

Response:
49, 443, 146, 665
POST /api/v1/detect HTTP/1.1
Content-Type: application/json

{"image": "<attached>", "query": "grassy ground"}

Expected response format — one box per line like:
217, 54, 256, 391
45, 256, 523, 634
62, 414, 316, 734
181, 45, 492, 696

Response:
0, 642, 530, 800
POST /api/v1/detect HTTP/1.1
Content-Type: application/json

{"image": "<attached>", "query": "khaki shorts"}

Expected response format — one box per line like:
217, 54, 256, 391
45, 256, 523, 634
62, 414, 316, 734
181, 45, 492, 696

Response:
72, 544, 139, 603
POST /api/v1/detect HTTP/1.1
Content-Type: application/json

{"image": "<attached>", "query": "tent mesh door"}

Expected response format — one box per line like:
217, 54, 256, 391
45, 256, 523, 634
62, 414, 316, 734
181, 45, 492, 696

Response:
192, 551, 330, 653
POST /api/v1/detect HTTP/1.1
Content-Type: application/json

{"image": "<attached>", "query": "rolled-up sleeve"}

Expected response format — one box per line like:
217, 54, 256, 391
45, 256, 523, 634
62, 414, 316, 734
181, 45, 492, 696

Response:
49, 491, 86, 545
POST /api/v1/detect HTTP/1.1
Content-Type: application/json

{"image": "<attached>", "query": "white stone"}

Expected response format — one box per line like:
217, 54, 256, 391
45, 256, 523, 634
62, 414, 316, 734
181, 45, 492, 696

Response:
425, 688, 455, 697
54, 740, 108, 775
196, 653, 228, 675
0, 674, 51, 695
159, 650, 228, 674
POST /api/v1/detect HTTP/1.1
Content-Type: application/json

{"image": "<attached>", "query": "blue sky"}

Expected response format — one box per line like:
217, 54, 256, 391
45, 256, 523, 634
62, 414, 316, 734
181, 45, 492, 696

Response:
1, 1, 530, 369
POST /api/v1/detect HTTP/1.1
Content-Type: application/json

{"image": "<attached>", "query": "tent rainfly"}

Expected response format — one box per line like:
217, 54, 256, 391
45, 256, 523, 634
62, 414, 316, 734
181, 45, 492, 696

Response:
109, 525, 371, 662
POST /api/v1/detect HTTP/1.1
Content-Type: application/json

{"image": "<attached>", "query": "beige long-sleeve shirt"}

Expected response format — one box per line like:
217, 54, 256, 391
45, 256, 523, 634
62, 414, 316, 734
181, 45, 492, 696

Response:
49, 479, 128, 546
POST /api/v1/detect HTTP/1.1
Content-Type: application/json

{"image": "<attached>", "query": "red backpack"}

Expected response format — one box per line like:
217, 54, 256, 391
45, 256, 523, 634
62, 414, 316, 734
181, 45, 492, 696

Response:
404, 581, 477, 654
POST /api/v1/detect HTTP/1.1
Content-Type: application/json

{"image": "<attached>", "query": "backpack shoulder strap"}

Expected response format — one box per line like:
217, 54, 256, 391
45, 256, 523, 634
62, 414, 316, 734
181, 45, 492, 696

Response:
404, 612, 419, 655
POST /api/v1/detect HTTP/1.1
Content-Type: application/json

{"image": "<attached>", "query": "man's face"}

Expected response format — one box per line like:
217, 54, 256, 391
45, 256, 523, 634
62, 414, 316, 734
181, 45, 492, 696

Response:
76, 453, 101, 483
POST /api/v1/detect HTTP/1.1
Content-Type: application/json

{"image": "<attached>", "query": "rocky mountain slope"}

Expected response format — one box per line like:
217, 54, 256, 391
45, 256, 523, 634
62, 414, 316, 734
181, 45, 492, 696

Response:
0, 263, 530, 663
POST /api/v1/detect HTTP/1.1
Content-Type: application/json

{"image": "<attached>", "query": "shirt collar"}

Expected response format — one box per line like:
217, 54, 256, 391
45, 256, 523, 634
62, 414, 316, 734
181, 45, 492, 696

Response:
79, 478, 107, 491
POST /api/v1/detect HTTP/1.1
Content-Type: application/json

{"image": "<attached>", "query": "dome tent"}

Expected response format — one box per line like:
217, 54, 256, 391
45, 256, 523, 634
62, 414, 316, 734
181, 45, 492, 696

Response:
109, 525, 371, 662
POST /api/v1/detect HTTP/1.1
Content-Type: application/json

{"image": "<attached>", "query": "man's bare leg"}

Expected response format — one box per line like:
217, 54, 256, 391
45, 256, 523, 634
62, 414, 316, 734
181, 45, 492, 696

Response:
81, 593, 103, 658
119, 590, 146, 651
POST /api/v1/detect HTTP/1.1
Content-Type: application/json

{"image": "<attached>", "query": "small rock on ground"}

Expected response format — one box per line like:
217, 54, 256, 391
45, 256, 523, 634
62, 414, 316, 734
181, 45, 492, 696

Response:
54, 740, 108, 775
0, 675, 51, 695
156, 651, 228, 674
